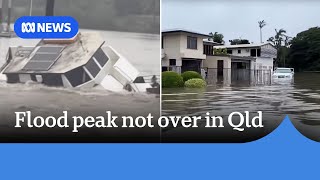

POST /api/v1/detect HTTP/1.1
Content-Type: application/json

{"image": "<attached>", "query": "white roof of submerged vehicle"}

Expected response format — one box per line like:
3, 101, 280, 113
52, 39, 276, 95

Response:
3, 32, 104, 74
274, 67, 294, 73
1, 32, 155, 93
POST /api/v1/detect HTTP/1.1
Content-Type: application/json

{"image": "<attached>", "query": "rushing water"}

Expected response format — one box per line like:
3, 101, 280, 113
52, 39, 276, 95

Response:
162, 73, 320, 142
0, 30, 160, 142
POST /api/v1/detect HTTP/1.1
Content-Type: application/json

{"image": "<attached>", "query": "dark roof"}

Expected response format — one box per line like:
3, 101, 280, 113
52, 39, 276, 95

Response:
162, 29, 210, 37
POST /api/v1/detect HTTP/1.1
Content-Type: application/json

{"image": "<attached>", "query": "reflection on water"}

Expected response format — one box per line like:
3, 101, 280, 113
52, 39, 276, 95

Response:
163, 73, 320, 141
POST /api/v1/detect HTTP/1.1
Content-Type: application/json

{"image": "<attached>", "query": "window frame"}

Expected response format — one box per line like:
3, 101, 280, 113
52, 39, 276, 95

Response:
169, 59, 176, 66
187, 36, 198, 49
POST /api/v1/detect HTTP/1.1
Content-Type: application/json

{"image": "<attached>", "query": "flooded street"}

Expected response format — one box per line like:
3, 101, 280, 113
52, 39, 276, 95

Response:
162, 73, 320, 142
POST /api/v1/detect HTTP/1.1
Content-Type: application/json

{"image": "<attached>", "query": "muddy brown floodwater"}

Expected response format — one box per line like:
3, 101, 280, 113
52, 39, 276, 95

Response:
162, 73, 320, 142
0, 30, 160, 142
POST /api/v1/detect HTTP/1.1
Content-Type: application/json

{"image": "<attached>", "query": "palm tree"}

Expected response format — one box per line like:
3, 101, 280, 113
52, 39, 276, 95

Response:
268, 28, 288, 67
258, 20, 266, 43
274, 28, 286, 48
209, 32, 224, 44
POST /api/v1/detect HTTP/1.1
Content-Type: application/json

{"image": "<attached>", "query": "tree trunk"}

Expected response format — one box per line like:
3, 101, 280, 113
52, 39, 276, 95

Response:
260, 28, 262, 43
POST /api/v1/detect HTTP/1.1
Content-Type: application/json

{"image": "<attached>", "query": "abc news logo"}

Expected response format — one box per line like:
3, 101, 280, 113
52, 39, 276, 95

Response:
14, 16, 78, 39
21, 22, 72, 33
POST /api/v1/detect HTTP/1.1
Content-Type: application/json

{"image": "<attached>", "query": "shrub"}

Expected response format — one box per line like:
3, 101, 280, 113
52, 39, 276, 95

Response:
181, 71, 203, 82
213, 48, 227, 55
184, 78, 207, 88
162, 71, 184, 88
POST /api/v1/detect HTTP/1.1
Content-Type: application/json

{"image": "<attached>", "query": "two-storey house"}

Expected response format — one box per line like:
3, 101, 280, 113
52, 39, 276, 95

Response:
162, 29, 209, 74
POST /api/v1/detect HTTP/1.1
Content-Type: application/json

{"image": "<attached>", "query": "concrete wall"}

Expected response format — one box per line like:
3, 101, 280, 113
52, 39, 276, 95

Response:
255, 57, 274, 70
179, 33, 206, 60
203, 56, 232, 85
229, 48, 251, 57
162, 33, 182, 67
204, 56, 231, 69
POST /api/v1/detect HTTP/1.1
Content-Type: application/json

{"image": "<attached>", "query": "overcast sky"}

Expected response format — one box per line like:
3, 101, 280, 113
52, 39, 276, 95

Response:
162, 0, 320, 44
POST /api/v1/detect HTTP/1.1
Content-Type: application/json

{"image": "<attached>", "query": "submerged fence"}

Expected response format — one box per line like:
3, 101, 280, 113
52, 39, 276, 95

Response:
204, 68, 272, 86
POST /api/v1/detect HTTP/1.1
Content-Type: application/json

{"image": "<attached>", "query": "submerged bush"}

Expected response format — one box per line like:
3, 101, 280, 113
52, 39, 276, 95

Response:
181, 71, 203, 82
184, 78, 207, 88
162, 71, 184, 88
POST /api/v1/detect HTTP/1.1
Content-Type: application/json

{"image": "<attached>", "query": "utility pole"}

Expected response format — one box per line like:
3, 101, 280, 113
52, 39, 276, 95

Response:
0, 0, 11, 32
29, 0, 33, 16
258, 20, 266, 43
45, 0, 55, 16
0, 0, 3, 32
7, 0, 11, 32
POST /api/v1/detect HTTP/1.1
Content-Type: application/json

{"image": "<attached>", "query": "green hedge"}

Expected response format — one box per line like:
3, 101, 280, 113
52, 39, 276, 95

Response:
181, 71, 203, 82
162, 71, 184, 88
184, 78, 207, 88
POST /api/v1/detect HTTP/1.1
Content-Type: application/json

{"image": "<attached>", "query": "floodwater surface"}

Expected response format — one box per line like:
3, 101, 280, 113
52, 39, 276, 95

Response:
162, 73, 320, 142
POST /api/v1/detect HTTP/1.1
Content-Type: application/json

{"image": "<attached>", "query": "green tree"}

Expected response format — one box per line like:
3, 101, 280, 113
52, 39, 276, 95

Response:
288, 27, 320, 71
213, 48, 227, 55
268, 29, 287, 48
209, 32, 224, 44
229, 39, 250, 45
268, 28, 290, 66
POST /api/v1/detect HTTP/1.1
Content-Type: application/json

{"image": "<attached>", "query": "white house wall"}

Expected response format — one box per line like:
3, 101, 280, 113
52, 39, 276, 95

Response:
162, 34, 182, 67
179, 33, 206, 60
162, 32, 207, 68
204, 56, 231, 69
255, 57, 274, 70
230, 48, 251, 57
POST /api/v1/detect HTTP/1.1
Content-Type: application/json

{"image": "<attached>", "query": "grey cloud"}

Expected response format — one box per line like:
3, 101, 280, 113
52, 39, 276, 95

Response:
162, 0, 320, 43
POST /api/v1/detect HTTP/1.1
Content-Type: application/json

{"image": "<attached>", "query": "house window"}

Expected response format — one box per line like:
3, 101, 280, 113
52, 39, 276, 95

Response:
169, 59, 176, 66
161, 36, 164, 49
227, 49, 232, 54
187, 36, 197, 49
257, 49, 261, 57
250, 49, 257, 57
203, 45, 214, 55
238, 49, 241, 54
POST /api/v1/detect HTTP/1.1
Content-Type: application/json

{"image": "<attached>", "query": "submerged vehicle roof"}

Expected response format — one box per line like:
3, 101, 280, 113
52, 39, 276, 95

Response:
275, 67, 293, 69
